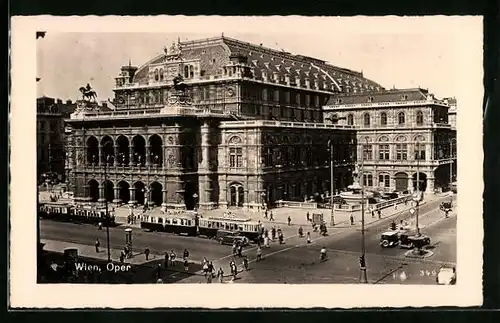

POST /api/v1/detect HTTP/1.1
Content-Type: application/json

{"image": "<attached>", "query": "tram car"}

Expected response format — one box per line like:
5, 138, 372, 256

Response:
198, 216, 262, 243
39, 202, 73, 221
141, 213, 198, 236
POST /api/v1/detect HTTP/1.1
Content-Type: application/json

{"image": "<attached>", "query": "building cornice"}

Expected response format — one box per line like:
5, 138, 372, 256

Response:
323, 99, 450, 110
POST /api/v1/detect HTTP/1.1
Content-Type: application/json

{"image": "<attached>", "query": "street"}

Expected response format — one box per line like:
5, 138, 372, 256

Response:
39, 195, 456, 284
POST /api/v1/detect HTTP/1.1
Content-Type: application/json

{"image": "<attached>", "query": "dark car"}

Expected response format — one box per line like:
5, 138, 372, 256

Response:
399, 233, 431, 249
216, 230, 249, 246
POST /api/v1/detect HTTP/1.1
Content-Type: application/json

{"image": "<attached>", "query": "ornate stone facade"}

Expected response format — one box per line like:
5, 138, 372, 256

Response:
323, 88, 457, 194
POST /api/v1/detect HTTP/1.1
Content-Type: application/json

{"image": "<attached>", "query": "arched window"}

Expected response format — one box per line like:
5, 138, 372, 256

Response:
398, 112, 406, 125
347, 114, 354, 125
380, 112, 387, 126
154, 69, 159, 81
416, 111, 424, 125
228, 136, 243, 168
363, 174, 373, 187
159, 69, 164, 81
184, 66, 189, 78
363, 113, 371, 126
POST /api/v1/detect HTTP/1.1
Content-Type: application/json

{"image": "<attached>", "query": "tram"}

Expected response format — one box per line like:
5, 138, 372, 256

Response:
198, 216, 262, 242
140, 213, 198, 236
39, 202, 116, 225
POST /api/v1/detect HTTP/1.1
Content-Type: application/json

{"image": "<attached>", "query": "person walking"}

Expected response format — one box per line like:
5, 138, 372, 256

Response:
306, 232, 311, 244
287, 216, 291, 226
169, 250, 176, 267
350, 215, 355, 225
95, 239, 100, 253
242, 256, 249, 271
306, 211, 310, 222
269, 211, 275, 222
371, 210, 375, 218
164, 252, 169, 268
264, 209, 268, 219
271, 227, 276, 240
264, 235, 270, 248
217, 267, 224, 283
145, 248, 150, 261
183, 248, 189, 260
256, 246, 263, 262
237, 244, 243, 258
229, 259, 237, 281
98, 221, 103, 230
298, 226, 304, 238
232, 243, 238, 256
184, 259, 189, 272
378, 209, 382, 219
156, 264, 162, 279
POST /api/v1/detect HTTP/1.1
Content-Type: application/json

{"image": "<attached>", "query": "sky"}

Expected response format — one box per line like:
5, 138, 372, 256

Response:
35, 16, 483, 108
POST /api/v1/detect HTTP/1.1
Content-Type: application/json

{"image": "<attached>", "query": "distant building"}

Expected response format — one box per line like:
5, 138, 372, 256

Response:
445, 97, 457, 130
37, 96, 77, 182
323, 88, 457, 193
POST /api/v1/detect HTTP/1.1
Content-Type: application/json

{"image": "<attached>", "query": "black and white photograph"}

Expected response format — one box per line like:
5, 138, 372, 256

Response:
10, 15, 483, 308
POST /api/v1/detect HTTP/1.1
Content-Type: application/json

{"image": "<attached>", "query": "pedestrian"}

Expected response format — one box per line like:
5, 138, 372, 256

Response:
264, 235, 270, 248
264, 228, 269, 238
229, 260, 237, 280
264, 209, 268, 219
217, 267, 224, 283
400, 219, 404, 230
170, 250, 176, 266
238, 244, 243, 257
256, 246, 262, 261
208, 261, 214, 276
232, 243, 237, 256
287, 216, 291, 226
378, 209, 382, 219
271, 227, 276, 240
350, 215, 355, 225
164, 252, 169, 268
298, 226, 303, 237
207, 271, 213, 283
242, 256, 249, 271
306, 232, 311, 244
183, 248, 189, 260
278, 232, 284, 244
184, 259, 189, 271
145, 248, 150, 261
270, 211, 274, 221
394, 204, 398, 210
156, 264, 162, 279
371, 210, 375, 218
95, 239, 100, 253
306, 211, 310, 222
98, 221, 103, 230
203, 261, 209, 276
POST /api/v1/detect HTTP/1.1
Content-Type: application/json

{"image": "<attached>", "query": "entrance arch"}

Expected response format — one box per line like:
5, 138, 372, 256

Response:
118, 181, 130, 204
134, 181, 146, 205
103, 180, 114, 202
412, 172, 427, 192
116, 135, 130, 166
150, 182, 163, 206
229, 183, 244, 207
149, 135, 163, 166
88, 179, 99, 202
86, 136, 99, 165
183, 181, 196, 210
395, 172, 409, 192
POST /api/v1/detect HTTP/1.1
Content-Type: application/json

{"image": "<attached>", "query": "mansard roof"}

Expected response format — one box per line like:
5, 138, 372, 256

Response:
325, 88, 434, 105
132, 36, 385, 94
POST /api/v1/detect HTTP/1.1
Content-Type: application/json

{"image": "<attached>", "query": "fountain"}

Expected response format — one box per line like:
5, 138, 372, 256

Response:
340, 164, 374, 204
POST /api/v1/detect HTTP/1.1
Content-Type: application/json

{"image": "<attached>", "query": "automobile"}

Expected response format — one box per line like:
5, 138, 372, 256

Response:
216, 230, 249, 246
380, 231, 400, 248
381, 192, 399, 200
436, 265, 456, 285
399, 233, 431, 249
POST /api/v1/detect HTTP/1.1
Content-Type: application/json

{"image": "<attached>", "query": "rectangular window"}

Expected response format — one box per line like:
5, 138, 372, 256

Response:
396, 144, 408, 160
363, 144, 372, 160
415, 144, 426, 160
379, 144, 390, 160
229, 148, 242, 168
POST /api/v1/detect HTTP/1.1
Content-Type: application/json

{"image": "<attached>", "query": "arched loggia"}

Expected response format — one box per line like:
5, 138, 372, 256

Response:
134, 181, 146, 205
116, 135, 130, 166
101, 136, 115, 165
132, 135, 146, 166
149, 134, 163, 166
103, 180, 114, 202
150, 182, 163, 206
86, 136, 99, 165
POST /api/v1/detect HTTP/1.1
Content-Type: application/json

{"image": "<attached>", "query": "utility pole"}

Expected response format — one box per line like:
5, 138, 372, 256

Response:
328, 140, 335, 226
359, 137, 368, 283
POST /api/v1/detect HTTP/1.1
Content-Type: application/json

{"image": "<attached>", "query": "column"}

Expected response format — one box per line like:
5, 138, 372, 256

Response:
427, 176, 435, 194
98, 144, 102, 165
161, 189, 167, 207
83, 184, 90, 201
98, 185, 105, 203
113, 187, 121, 204
198, 122, 213, 209
407, 176, 413, 192
219, 177, 228, 209
128, 187, 137, 205
129, 146, 134, 167
145, 145, 150, 166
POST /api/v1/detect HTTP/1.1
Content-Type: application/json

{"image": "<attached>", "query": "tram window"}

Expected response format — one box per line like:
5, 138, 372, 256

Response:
187, 220, 191, 226
158, 218, 163, 224
239, 225, 243, 231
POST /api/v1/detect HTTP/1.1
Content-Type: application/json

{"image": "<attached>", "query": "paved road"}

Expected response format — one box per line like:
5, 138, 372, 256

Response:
40, 195, 455, 284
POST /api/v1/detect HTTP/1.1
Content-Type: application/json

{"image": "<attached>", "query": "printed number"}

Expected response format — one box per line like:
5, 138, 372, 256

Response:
426, 270, 431, 276
431, 270, 437, 276
420, 270, 425, 276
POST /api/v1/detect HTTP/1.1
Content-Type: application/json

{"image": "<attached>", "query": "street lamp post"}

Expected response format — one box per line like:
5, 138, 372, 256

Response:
104, 154, 113, 262
327, 140, 335, 226
449, 138, 456, 192
415, 142, 421, 236
360, 137, 368, 283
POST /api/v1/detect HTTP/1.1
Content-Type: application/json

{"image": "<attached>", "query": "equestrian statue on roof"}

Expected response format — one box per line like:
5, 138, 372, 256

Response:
79, 83, 98, 102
